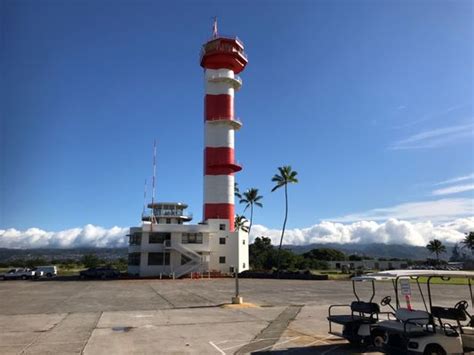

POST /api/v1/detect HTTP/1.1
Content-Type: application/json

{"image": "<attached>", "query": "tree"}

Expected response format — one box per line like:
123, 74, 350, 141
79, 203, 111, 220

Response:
239, 188, 263, 235
450, 243, 461, 262
234, 182, 242, 200
249, 236, 274, 270
81, 254, 101, 268
426, 239, 446, 262
234, 214, 250, 233
271, 166, 298, 273
303, 248, 346, 261
462, 232, 474, 257
348, 254, 363, 261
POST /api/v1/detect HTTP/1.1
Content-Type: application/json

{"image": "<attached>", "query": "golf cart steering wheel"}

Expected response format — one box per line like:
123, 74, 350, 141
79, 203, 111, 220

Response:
455, 300, 469, 311
381, 296, 392, 306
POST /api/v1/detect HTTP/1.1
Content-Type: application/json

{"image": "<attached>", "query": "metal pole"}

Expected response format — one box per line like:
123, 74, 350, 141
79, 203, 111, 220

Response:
235, 267, 239, 297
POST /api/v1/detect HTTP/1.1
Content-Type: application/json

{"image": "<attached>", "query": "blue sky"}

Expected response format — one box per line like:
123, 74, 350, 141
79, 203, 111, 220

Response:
1, 0, 473, 242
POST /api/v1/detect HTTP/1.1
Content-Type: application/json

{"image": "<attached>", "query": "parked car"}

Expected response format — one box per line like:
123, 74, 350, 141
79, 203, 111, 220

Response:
79, 267, 120, 279
0, 268, 40, 280
32, 266, 58, 278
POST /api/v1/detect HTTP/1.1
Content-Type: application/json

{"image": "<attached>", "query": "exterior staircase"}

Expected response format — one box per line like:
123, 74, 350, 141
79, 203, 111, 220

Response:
164, 240, 205, 278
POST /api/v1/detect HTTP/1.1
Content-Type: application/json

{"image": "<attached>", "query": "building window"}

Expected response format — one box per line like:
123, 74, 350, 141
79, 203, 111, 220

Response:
219, 237, 226, 245
148, 252, 170, 265
149, 232, 171, 244
243, 262, 246, 268
129, 233, 142, 246
182, 233, 203, 244
166, 218, 171, 224
242, 239, 245, 245
219, 224, 226, 231
219, 256, 226, 264
128, 253, 140, 266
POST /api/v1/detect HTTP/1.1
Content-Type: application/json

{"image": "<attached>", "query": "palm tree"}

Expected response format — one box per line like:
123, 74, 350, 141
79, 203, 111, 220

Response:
426, 239, 447, 262
271, 166, 298, 273
461, 231, 474, 256
234, 182, 242, 200
239, 188, 263, 235
234, 214, 249, 233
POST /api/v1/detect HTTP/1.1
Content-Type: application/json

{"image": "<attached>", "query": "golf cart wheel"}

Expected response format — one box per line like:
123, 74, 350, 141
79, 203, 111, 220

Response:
372, 330, 387, 349
21, 275, 27, 280
46, 273, 52, 278
423, 344, 446, 355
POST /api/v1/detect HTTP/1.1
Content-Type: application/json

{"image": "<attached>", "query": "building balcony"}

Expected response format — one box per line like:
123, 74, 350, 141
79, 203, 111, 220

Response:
206, 117, 242, 130
207, 73, 242, 90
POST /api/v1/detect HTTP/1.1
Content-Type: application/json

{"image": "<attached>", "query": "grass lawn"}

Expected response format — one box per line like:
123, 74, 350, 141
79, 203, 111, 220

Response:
312, 269, 351, 280
412, 276, 471, 286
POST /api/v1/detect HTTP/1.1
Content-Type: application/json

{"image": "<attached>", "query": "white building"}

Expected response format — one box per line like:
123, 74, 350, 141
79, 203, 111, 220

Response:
128, 203, 248, 278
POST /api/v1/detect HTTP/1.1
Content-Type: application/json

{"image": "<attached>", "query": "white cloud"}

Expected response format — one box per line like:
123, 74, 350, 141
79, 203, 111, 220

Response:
390, 123, 473, 150
330, 198, 473, 223
1, 201, 473, 249
250, 217, 474, 247
434, 173, 474, 186
432, 184, 474, 196
395, 104, 468, 129
0, 224, 128, 249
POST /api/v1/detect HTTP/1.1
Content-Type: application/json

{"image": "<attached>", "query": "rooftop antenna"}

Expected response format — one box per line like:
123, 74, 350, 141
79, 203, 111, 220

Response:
212, 17, 218, 39
142, 178, 147, 219
150, 140, 157, 229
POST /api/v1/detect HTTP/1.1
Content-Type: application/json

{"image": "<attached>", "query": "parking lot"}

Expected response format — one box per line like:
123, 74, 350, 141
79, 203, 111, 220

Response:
0, 278, 468, 354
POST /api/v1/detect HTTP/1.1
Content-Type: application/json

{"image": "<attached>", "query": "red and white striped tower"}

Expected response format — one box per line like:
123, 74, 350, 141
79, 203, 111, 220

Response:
200, 21, 248, 231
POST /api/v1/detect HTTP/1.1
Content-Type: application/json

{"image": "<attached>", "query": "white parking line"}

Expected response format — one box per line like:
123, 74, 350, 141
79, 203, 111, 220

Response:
209, 341, 226, 355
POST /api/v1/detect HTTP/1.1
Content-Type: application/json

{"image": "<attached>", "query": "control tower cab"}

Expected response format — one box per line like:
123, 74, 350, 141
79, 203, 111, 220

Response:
142, 202, 192, 224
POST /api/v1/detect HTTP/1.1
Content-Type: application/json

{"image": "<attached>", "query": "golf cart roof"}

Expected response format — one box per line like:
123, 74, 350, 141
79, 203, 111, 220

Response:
352, 269, 474, 281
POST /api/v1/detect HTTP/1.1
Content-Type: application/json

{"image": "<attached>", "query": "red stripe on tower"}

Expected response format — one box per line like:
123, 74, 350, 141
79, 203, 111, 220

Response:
200, 32, 248, 232
205, 95, 233, 120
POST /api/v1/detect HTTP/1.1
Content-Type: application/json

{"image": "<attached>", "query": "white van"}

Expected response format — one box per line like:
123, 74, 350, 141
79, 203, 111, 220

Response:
33, 266, 58, 278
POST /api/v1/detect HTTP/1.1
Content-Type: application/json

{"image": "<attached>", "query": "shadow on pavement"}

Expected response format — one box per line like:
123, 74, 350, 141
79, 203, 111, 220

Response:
253, 343, 380, 354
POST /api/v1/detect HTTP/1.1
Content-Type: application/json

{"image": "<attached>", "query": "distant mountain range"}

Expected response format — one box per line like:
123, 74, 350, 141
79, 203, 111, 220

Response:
0, 247, 127, 263
0, 243, 457, 262
286, 243, 455, 260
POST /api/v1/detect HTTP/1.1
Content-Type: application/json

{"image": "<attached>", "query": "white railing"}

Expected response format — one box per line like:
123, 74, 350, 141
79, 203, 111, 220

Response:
172, 242, 201, 261
207, 73, 242, 87
207, 117, 243, 129
173, 260, 201, 279
167, 241, 208, 278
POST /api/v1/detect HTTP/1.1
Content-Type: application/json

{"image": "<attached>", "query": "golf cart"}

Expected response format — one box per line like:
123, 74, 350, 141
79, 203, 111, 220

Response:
327, 274, 392, 345
367, 270, 474, 355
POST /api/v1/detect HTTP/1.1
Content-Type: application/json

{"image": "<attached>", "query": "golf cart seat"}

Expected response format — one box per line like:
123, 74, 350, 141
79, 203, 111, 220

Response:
374, 308, 431, 336
431, 306, 466, 322
328, 301, 380, 325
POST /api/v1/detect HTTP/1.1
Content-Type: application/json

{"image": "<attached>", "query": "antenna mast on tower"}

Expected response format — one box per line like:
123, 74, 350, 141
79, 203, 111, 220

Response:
212, 17, 218, 39
150, 140, 157, 229
142, 179, 147, 219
